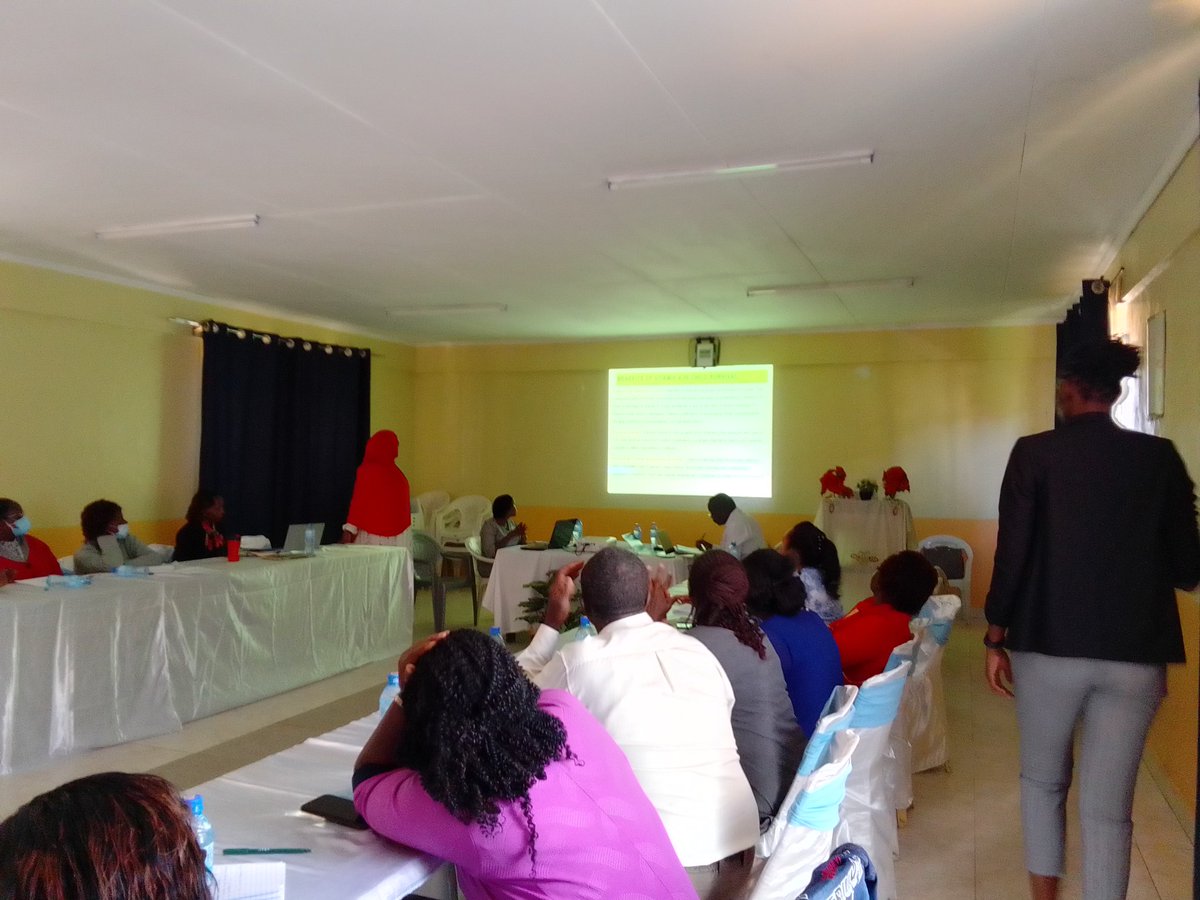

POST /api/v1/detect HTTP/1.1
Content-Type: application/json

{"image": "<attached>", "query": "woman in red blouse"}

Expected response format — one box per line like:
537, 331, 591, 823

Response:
0, 498, 63, 582
830, 550, 937, 686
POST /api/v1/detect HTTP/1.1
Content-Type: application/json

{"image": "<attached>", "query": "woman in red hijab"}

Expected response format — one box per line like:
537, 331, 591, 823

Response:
342, 430, 412, 548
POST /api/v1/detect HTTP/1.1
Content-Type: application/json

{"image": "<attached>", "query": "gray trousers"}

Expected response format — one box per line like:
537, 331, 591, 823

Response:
1011, 651, 1166, 900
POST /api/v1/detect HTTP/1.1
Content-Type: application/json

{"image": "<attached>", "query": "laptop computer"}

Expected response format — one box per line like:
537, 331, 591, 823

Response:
258, 523, 324, 558
547, 518, 580, 550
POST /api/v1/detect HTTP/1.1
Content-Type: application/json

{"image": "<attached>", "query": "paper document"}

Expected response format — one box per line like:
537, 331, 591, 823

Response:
213, 861, 286, 900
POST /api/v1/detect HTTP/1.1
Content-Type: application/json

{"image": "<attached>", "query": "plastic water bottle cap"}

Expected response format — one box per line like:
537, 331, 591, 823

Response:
489, 626, 501, 636
386, 672, 400, 687
580, 616, 591, 627
189, 795, 204, 815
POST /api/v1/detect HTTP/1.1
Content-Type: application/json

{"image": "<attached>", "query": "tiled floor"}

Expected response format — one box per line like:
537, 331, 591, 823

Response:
1, 590, 1194, 898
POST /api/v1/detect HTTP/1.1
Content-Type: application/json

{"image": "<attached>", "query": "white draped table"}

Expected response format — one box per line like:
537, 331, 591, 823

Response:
814, 497, 916, 605
198, 715, 452, 900
0, 545, 412, 775
481, 544, 692, 634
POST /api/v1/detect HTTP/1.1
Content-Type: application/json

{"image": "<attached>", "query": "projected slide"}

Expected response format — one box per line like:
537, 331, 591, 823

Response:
607, 365, 773, 497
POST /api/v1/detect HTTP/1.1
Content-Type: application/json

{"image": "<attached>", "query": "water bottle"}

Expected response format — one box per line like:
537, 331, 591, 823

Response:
633, 523, 643, 543
378, 672, 401, 718
729, 541, 739, 560
489, 626, 506, 647
304, 524, 317, 556
571, 520, 583, 547
649, 522, 659, 551
576, 616, 597, 640
188, 795, 214, 872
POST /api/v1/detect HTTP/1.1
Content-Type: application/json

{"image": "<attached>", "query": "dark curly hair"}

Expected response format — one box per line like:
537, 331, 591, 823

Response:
80, 499, 122, 546
784, 522, 841, 601
1058, 338, 1141, 404
743, 548, 808, 619
689, 550, 767, 659
875, 550, 939, 617
395, 629, 573, 871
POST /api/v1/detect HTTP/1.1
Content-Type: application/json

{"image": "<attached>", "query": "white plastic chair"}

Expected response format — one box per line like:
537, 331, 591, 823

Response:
463, 535, 492, 626
416, 490, 450, 532
57, 555, 74, 574
410, 498, 425, 533
836, 656, 912, 900
434, 495, 490, 547
918, 535, 972, 608
908, 594, 962, 774
747, 730, 860, 900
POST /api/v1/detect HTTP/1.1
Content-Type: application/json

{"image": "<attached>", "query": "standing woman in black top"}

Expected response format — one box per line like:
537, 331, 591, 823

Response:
984, 339, 1200, 900
174, 491, 227, 562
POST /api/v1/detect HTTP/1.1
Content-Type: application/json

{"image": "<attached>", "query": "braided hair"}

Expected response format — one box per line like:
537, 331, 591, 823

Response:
689, 550, 767, 659
395, 629, 574, 870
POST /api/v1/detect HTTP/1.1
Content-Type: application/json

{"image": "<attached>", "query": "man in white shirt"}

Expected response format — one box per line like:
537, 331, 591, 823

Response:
518, 547, 759, 891
701, 493, 766, 558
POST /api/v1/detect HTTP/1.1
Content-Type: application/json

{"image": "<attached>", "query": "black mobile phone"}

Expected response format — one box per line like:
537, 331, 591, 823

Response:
300, 794, 369, 830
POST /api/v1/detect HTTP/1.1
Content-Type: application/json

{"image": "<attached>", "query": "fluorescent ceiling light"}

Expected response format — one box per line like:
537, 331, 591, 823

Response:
746, 277, 915, 298
95, 214, 260, 240
607, 151, 873, 190
388, 303, 508, 317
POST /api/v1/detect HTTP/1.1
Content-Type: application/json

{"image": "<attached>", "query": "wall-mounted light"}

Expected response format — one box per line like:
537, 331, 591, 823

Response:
746, 277, 915, 298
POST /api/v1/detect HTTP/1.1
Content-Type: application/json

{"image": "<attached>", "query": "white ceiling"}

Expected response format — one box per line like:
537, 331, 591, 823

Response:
1, 0, 1197, 344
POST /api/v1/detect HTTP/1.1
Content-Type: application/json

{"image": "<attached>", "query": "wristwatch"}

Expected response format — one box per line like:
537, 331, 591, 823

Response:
983, 634, 1006, 650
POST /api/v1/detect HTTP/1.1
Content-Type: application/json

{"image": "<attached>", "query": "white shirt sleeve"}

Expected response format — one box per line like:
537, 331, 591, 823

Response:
515, 624, 560, 677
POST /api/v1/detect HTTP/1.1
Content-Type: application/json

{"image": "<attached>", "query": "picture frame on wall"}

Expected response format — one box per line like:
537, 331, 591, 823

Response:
1147, 312, 1165, 419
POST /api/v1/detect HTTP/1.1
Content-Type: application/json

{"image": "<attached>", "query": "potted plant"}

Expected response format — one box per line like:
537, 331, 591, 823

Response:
856, 478, 879, 501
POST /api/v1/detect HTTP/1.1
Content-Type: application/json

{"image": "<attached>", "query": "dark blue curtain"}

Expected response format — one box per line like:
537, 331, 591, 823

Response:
198, 321, 370, 546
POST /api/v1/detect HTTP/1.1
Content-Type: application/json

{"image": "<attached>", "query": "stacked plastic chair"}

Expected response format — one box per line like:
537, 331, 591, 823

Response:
908, 594, 962, 773
835, 657, 912, 900
748, 685, 861, 900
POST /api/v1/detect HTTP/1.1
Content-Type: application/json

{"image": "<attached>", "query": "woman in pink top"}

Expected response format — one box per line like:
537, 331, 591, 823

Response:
354, 629, 696, 900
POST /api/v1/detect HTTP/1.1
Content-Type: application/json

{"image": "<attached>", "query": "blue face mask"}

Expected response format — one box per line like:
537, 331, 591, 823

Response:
116, 523, 130, 539
8, 516, 31, 538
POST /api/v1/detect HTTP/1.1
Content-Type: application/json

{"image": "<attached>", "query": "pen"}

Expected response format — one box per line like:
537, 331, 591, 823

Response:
222, 848, 311, 855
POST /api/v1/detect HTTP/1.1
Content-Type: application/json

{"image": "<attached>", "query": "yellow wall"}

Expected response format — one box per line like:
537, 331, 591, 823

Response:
1107, 140, 1200, 827
0, 260, 417, 556
412, 326, 1054, 603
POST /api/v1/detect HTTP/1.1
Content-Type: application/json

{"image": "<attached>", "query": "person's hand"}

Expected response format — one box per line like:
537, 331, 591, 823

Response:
341, 529, 357, 544
645, 565, 676, 622
0, 569, 15, 586
985, 648, 1014, 698
546, 561, 585, 629
397, 631, 450, 684
515, 522, 527, 538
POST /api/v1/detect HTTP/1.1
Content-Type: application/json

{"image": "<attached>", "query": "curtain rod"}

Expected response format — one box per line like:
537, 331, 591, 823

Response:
167, 317, 376, 358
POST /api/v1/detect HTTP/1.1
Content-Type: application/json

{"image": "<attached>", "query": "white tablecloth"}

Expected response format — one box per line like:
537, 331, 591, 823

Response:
481, 544, 692, 634
814, 498, 915, 567
0, 546, 412, 775
198, 715, 449, 900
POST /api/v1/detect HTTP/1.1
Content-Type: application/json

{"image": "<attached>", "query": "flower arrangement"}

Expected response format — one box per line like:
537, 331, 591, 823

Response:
882, 466, 911, 498
856, 478, 879, 500
819, 466, 854, 498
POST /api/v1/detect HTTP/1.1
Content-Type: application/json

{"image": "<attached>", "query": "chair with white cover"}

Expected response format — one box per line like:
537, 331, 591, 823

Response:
433, 495, 490, 547
887, 632, 925, 822
918, 535, 972, 608
836, 657, 912, 900
746, 684, 861, 900
907, 594, 962, 774
416, 490, 450, 531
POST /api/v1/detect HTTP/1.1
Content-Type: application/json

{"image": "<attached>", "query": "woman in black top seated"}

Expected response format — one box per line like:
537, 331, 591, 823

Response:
174, 491, 227, 562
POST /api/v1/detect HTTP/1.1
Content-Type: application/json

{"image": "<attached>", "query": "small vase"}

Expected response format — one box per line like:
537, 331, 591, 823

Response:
859, 488, 876, 501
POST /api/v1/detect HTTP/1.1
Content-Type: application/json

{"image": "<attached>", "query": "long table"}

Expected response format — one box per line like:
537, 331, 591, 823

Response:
199, 715, 452, 900
0, 545, 412, 775
481, 543, 692, 634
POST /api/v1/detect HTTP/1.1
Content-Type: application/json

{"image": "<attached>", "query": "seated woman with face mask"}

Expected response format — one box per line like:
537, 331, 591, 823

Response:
73, 499, 165, 575
0, 498, 62, 584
